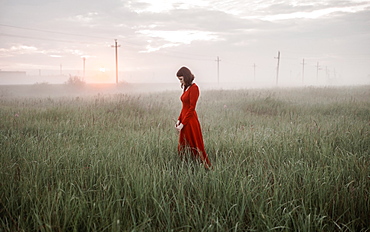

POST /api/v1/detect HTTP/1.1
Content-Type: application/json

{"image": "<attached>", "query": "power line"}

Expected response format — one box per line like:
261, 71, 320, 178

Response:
151, 51, 214, 61
161, 47, 215, 60
0, 29, 216, 63
0, 32, 94, 44
282, 49, 370, 57
0, 23, 145, 48
0, 23, 110, 40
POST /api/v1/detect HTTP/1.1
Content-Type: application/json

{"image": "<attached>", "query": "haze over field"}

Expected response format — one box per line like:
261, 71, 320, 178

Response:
1, 0, 370, 86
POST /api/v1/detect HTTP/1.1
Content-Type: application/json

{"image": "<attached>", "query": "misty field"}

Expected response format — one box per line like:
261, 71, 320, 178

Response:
0, 86, 369, 231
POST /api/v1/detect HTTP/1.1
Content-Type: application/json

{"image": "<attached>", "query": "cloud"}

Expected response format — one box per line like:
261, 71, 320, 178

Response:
126, 0, 210, 13
0, 45, 40, 57
137, 30, 222, 52
68, 12, 99, 24
138, 30, 219, 44
245, 0, 370, 20
0, 0, 369, 84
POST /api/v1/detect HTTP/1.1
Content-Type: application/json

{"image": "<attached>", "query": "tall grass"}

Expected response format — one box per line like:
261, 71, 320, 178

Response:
1, 86, 369, 231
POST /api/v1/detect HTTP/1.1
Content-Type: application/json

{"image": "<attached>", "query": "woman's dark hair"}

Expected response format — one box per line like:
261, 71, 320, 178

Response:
176, 66, 194, 90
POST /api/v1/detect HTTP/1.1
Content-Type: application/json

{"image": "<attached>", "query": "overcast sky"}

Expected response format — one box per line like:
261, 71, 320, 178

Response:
0, 0, 369, 85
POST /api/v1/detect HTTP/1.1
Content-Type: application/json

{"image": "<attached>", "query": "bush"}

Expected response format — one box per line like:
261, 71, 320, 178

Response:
65, 75, 85, 87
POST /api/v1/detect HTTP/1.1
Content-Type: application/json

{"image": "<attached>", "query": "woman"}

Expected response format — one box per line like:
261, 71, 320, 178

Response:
175, 66, 211, 169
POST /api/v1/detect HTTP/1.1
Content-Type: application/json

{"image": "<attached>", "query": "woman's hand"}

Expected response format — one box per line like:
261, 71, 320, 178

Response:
176, 123, 184, 132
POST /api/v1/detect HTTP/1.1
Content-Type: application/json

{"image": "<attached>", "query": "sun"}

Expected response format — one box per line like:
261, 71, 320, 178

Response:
99, 67, 106, 72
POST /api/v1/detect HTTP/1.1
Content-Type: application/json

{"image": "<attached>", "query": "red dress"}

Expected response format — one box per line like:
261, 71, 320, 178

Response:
178, 84, 211, 168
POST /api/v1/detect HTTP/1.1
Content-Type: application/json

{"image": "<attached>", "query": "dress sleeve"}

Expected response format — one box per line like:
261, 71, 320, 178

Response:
181, 85, 199, 125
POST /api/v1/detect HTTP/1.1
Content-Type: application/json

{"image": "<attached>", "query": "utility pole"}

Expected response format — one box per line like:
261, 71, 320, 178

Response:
253, 63, 256, 82
215, 56, 221, 84
326, 66, 330, 80
316, 62, 321, 83
111, 39, 120, 84
274, 51, 280, 85
82, 57, 86, 81
301, 59, 306, 85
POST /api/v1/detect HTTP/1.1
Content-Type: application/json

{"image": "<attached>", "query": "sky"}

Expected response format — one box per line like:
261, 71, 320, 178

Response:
0, 0, 370, 86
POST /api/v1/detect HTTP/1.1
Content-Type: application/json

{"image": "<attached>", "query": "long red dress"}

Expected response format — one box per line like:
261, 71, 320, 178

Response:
177, 83, 211, 168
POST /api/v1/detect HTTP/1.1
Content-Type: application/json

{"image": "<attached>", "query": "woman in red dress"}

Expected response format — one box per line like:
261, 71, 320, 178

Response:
175, 67, 212, 169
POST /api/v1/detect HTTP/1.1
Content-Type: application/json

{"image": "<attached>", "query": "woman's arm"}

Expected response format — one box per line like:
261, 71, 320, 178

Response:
181, 85, 199, 125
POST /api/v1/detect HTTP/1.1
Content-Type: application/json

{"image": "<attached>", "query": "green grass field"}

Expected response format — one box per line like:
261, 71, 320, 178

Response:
1, 86, 369, 231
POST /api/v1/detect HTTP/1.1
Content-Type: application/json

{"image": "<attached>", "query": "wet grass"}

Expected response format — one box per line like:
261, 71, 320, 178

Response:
0, 86, 369, 231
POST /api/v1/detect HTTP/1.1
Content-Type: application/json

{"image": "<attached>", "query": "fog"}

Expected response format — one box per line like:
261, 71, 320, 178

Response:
0, 82, 177, 99
0, 63, 369, 99
1, 79, 369, 101
0, 63, 369, 94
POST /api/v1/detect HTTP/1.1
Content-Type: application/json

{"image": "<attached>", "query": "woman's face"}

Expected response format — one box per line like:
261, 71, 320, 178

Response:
178, 76, 185, 85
